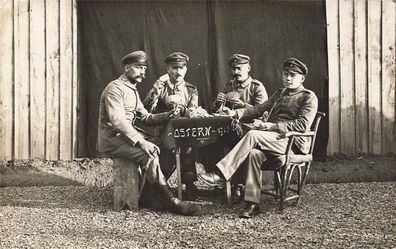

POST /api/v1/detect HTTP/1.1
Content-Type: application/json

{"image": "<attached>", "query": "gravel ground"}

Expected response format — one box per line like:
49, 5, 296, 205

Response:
2, 156, 395, 188
1, 182, 395, 248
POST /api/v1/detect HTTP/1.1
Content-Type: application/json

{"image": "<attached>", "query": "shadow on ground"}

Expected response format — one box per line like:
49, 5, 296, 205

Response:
0, 166, 82, 187
0, 184, 280, 216
1, 155, 395, 188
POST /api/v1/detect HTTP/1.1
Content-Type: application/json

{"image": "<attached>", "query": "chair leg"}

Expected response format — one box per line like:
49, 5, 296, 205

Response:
279, 168, 288, 211
274, 171, 280, 199
295, 166, 302, 205
267, 163, 311, 211
297, 166, 302, 193
285, 165, 295, 189
297, 162, 311, 204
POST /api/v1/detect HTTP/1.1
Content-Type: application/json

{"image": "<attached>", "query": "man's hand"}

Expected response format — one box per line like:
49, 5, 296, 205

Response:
227, 98, 245, 109
167, 105, 183, 119
252, 120, 277, 131
261, 111, 269, 122
153, 79, 165, 95
221, 106, 237, 117
216, 92, 226, 102
138, 139, 160, 158
262, 122, 277, 131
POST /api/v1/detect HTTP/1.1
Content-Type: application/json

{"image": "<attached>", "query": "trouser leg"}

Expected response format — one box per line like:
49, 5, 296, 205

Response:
217, 130, 288, 181
109, 143, 167, 186
108, 141, 200, 215
158, 148, 175, 180
180, 147, 197, 183
198, 142, 226, 173
231, 161, 247, 185
159, 147, 197, 184
244, 149, 266, 204
223, 132, 245, 185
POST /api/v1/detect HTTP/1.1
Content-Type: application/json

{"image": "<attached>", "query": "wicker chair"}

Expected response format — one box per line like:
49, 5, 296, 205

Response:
225, 112, 325, 211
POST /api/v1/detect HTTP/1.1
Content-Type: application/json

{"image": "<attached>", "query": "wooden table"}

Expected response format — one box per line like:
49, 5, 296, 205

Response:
161, 116, 234, 199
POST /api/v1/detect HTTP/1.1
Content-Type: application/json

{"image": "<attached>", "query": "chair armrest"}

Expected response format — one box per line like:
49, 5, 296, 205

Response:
284, 131, 315, 138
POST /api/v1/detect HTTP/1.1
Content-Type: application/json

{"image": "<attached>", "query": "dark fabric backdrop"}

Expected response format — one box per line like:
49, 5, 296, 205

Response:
77, 0, 328, 159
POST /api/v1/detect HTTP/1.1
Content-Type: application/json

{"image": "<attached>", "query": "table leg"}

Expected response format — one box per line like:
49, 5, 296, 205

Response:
175, 147, 182, 199
226, 181, 232, 206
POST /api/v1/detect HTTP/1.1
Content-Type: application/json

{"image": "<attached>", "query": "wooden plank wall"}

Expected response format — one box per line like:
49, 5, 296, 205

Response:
326, 0, 396, 156
0, 0, 14, 161
382, 0, 396, 155
0, 0, 394, 160
0, 0, 77, 160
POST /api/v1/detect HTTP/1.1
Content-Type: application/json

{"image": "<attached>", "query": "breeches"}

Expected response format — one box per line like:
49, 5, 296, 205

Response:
198, 132, 246, 184
159, 147, 197, 184
216, 130, 289, 181
108, 142, 167, 186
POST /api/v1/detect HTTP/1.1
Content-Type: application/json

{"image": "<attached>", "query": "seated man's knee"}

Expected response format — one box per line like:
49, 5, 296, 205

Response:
253, 130, 265, 136
246, 130, 261, 138
142, 154, 159, 170
249, 148, 264, 157
241, 130, 261, 143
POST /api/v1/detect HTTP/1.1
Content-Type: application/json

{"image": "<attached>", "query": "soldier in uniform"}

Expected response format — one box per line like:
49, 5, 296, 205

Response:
200, 54, 268, 202
97, 51, 199, 216
143, 52, 199, 200
198, 58, 318, 218
211, 54, 268, 113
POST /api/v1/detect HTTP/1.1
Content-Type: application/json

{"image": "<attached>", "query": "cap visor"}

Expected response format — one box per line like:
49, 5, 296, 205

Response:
230, 62, 249, 67
168, 62, 187, 67
132, 62, 148, 66
285, 68, 304, 75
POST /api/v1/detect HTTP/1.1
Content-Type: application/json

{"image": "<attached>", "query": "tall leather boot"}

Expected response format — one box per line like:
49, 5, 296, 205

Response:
184, 172, 198, 201
139, 182, 166, 211
156, 184, 200, 216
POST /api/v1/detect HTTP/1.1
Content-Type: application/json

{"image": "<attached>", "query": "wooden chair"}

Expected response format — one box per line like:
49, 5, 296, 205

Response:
225, 112, 325, 210
261, 112, 325, 210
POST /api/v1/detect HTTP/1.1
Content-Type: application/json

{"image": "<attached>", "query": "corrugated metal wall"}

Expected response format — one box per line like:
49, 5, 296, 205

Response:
0, 0, 395, 160
0, 0, 77, 160
326, 0, 395, 156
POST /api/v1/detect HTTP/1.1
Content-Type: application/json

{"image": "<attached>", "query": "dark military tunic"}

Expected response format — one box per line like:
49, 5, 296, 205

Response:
212, 76, 268, 112
217, 84, 318, 180
236, 84, 318, 153
216, 84, 318, 204
143, 79, 198, 114
143, 79, 199, 184
201, 77, 268, 177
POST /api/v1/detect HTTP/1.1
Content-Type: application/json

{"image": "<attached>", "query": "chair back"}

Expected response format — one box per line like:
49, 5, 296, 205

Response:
308, 112, 326, 154
259, 111, 326, 210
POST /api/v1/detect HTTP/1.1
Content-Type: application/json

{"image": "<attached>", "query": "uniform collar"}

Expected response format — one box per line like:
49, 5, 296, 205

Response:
234, 76, 252, 88
167, 79, 185, 91
283, 84, 305, 96
119, 74, 137, 90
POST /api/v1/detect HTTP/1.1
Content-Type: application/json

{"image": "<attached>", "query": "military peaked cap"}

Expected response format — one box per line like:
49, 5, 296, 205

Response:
165, 52, 189, 66
228, 54, 250, 66
283, 58, 308, 76
121, 51, 148, 66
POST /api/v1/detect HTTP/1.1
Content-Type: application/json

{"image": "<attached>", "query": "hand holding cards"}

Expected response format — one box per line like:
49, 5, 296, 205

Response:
252, 119, 268, 130
153, 74, 169, 95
